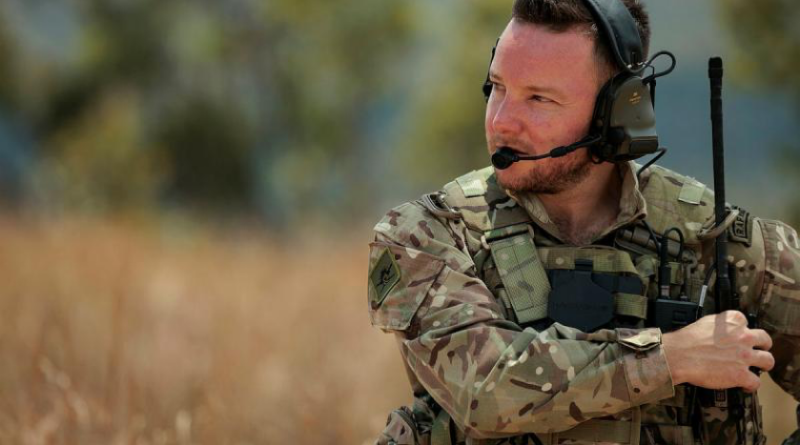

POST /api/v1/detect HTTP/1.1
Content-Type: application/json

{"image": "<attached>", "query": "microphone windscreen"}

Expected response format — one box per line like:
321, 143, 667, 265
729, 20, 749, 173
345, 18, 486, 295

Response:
491, 148, 517, 170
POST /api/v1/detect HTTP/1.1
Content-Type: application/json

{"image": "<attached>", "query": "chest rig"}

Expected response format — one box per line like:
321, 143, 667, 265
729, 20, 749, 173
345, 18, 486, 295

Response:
419, 165, 764, 445
429, 165, 711, 334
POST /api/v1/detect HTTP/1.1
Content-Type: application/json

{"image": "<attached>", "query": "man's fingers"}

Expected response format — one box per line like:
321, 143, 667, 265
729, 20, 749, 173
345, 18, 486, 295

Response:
749, 350, 775, 372
740, 371, 761, 393
723, 310, 748, 325
749, 329, 773, 351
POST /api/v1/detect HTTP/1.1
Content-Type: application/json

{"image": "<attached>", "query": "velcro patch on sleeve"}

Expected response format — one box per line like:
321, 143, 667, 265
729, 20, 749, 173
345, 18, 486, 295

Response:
456, 172, 487, 197
367, 243, 445, 331
677, 179, 705, 205
369, 248, 401, 307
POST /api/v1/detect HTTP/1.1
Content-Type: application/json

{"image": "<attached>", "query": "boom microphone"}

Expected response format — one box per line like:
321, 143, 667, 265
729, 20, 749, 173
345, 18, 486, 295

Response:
490, 135, 600, 170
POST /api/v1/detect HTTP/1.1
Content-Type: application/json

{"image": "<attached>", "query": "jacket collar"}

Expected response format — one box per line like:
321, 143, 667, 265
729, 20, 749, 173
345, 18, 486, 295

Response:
506, 162, 647, 243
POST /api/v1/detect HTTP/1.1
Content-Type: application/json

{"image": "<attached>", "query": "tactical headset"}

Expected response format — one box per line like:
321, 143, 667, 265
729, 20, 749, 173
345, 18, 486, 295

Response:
485, 0, 675, 168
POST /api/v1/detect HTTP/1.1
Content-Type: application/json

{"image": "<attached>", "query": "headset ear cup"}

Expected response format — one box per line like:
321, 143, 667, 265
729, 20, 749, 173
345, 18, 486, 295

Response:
591, 79, 615, 132
606, 75, 659, 160
589, 73, 659, 162
588, 77, 618, 160
607, 128, 626, 145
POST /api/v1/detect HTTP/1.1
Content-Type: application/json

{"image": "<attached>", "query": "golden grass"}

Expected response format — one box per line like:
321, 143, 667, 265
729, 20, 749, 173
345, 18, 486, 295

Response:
0, 217, 795, 444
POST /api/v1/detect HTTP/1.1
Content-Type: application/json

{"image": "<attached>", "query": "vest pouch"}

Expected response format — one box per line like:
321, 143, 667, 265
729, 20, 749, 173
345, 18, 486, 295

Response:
540, 246, 649, 330
633, 253, 703, 332
650, 298, 701, 333
548, 259, 615, 332
486, 224, 551, 325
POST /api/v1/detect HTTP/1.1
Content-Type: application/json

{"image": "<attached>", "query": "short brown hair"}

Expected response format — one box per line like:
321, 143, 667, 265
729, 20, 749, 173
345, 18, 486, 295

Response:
511, 0, 650, 77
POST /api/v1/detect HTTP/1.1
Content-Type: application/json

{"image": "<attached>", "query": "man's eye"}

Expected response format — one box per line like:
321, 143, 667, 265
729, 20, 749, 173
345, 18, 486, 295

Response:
530, 95, 553, 103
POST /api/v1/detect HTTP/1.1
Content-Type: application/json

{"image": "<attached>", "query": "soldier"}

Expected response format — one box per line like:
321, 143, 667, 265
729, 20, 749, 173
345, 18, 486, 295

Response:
367, 0, 800, 444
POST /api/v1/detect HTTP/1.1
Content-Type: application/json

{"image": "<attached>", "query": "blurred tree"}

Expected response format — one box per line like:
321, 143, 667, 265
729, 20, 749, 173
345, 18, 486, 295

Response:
36, 90, 164, 213
0, 10, 22, 205
0, 14, 15, 108
715, 0, 800, 226
397, 2, 509, 188
42, 0, 255, 215
0, 0, 526, 224
0, 0, 427, 224
157, 95, 254, 212
258, 0, 421, 224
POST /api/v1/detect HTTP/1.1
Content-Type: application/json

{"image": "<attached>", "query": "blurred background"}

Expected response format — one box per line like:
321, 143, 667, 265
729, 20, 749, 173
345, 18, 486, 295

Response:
0, 0, 797, 443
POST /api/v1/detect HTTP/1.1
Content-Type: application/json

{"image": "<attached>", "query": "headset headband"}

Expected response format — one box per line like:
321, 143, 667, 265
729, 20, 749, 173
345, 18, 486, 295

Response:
583, 0, 645, 72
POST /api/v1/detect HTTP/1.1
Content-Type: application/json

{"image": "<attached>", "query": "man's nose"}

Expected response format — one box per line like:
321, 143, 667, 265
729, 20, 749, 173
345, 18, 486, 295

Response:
491, 97, 524, 137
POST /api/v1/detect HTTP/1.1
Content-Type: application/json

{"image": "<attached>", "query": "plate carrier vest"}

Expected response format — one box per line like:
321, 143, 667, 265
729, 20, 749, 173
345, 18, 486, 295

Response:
398, 164, 764, 445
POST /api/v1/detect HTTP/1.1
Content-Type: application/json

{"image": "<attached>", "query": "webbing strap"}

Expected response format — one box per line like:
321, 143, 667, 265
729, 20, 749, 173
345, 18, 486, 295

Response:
615, 292, 649, 319
643, 425, 695, 444
488, 225, 551, 325
430, 408, 452, 445
554, 420, 631, 443
553, 408, 641, 444
539, 246, 639, 275
669, 262, 684, 285
635, 256, 684, 286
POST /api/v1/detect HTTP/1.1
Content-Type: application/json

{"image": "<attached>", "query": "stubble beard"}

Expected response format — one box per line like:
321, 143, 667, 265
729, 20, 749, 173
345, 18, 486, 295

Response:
494, 146, 593, 195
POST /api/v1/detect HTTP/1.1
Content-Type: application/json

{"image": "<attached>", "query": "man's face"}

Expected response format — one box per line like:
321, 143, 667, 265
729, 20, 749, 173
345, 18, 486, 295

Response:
486, 20, 604, 194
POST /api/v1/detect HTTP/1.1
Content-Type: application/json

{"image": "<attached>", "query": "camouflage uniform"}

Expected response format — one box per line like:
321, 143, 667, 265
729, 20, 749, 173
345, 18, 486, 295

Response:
368, 162, 800, 445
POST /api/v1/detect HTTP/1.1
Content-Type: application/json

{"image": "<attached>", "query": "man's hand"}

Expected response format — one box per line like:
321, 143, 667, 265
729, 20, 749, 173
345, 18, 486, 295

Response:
662, 310, 775, 392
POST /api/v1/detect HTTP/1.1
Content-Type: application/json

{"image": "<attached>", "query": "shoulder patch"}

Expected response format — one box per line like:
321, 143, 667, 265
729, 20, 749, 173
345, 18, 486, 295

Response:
456, 173, 488, 197
369, 248, 401, 307
728, 206, 753, 246
640, 165, 715, 245
677, 178, 705, 205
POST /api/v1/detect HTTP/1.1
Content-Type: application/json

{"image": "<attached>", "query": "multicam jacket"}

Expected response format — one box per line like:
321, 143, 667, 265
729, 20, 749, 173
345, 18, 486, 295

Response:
368, 162, 800, 445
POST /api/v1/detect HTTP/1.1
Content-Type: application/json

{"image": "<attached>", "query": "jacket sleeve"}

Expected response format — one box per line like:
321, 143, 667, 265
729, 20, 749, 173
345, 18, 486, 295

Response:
750, 218, 800, 402
367, 201, 675, 439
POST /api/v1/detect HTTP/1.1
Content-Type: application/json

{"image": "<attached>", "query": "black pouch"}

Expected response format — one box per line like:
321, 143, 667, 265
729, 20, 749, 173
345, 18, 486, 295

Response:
548, 259, 615, 332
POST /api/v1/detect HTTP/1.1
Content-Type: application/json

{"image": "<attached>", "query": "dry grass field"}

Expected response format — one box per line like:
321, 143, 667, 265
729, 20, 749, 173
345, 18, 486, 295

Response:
0, 216, 795, 444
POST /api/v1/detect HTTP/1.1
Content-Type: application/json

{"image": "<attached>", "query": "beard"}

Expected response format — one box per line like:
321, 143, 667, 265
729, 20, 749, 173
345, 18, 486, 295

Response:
493, 142, 593, 195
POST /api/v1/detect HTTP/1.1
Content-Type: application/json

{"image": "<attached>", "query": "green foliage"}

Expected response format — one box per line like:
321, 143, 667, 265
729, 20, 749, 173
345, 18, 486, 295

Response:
33, 90, 164, 213
0, 0, 441, 222
157, 95, 255, 212
396, 2, 509, 187
0, 1, 538, 224
0, 16, 15, 108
